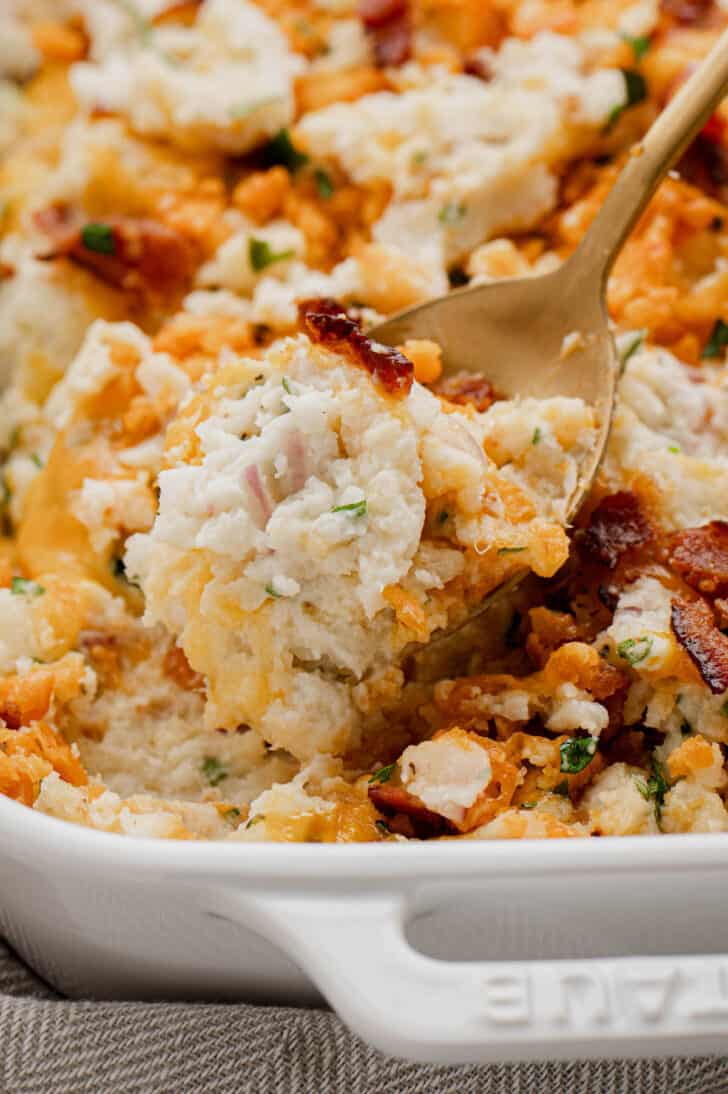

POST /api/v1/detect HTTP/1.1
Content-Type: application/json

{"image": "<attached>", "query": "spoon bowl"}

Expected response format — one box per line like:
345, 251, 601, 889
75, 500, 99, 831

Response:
372, 259, 618, 522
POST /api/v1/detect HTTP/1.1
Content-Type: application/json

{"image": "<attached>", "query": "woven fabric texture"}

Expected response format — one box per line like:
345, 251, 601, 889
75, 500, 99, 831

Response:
2, 938, 728, 1094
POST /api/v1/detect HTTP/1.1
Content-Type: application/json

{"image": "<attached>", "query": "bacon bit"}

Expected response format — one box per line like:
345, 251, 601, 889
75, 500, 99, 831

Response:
669, 521, 728, 597
581, 491, 652, 569
433, 371, 497, 412
660, 0, 715, 23
678, 132, 728, 201
368, 783, 454, 838
463, 55, 494, 81
359, 0, 407, 25
35, 205, 198, 298
671, 596, 728, 694
163, 645, 205, 694
298, 298, 413, 395
603, 729, 649, 769
359, 0, 412, 66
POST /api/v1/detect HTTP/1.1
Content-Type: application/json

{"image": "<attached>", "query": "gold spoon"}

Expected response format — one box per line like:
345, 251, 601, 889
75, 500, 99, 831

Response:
372, 29, 728, 530
369, 29, 728, 656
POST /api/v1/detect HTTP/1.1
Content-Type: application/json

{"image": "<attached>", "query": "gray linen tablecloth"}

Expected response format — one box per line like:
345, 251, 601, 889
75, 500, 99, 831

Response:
2, 939, 728, 1093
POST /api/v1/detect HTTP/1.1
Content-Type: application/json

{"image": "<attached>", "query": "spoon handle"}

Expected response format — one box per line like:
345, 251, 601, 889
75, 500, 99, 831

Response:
570, 27, 728, 293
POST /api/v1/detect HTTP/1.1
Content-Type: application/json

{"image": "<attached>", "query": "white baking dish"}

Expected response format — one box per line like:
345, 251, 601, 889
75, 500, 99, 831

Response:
3, 792, 728, 1066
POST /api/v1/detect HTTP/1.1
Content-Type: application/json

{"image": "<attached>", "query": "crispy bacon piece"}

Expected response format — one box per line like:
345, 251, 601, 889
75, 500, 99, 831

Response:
581, 491, 652, 569
671, 596, 728, 694
35, 205, 197, 297
669, 521, 728, 597
359, 0, 412, 66
359, 0, 407, 25
660, 0, 715, 24
368, 783, 454, 838
299, 298, 413, 395
433, 371, 497, 413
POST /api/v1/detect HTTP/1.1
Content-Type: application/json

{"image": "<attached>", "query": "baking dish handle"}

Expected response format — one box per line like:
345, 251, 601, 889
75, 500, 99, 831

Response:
219, 891, 728, 1065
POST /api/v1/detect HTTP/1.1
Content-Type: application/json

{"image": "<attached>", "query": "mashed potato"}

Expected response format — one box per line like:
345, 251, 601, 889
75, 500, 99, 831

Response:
1, 0, 728, 843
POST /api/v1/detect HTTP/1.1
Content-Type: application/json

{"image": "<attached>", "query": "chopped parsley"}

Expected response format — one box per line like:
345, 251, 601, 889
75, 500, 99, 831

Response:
249, 238, 294, 272
375, 819, 391, 836
412, 150, 428, 165
10, 577, 45, 598
553, 779, 570, 797
619, 330, 645, 373
224, 807, 241, 824
606, 69, 647, 130
81, 222, 116, 255
616, 635, 653, 666
621, 33, 650, 61
265, 583, 282, 598
332, 499, 367, 518
314, 168, 334, 200
520, 800, 538, 810
702, 319, 728, 360
531, 427, 542, 445
498, 546, 526, 555
634, 757, 669, 824
202, 757, 228, 787
281, 376, 293, 394
263, 128, 309, 172
30, 453, 43, 468
559, 735, 598, 774
245, 814, 265, 829
369, 763, 395, 785
668, 444, 681, 454
438, 201, 467, 225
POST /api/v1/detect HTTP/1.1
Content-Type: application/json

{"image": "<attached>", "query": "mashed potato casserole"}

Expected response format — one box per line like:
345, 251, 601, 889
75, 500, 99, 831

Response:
1, 0, 728, 842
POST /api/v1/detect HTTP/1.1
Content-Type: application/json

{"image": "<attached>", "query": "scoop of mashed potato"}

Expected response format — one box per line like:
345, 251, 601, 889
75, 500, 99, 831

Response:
126, 327, 595, 760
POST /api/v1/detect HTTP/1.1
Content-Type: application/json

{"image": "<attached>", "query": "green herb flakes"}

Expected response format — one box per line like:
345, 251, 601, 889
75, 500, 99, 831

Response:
438, 201, 466, 225
616, 635, 653, 666
202, 757, 228, 787
30, 453, 43, 468
263, 128, 309, 172
224, 807, 241, 824
606, 69, 647, 130
10, 577, 45, 598
520, 800, 538, 810
531, 427, 541, 445
282, 376, 293, 394
619, 330, 645, 373
702, 319, 728, 360
498, 546, 526, 555
332, 499, 367, 518
553, 780, 570, 797
621, 33, 650, 61
265, 583, 282, 598
369, 763, 395, 785
81, 222, 116, 255
559, 736, 598, 775
375, 819, 391, 836
249, 238, 294, 272
314, 168, 334, 200
634, 757, 669, 824
245, 814, 265, 829
668, 444, 681, 454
